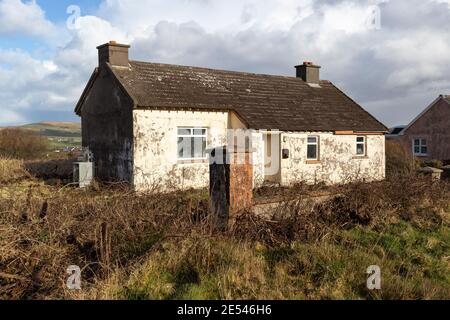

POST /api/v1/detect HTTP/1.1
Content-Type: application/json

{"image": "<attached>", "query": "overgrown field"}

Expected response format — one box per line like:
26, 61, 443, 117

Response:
0, 159, 449, 300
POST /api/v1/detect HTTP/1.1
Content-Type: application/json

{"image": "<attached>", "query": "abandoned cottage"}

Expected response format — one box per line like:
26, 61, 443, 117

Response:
75, 42, 388, 191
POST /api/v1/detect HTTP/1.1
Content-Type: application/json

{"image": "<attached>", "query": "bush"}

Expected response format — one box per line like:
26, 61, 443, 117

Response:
0, 128, 49, 160
420, 159, 443, 169
386, 140, 415, 178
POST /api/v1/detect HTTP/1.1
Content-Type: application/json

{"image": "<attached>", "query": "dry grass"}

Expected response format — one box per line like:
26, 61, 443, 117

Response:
0, 157, 31, 184
0, 128, 49, 160
386, 140, 416, 178
0, 172, 449, 300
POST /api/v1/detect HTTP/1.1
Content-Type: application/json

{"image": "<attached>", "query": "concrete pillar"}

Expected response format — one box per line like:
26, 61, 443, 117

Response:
418, 167, 443, 181
209, 147, 254, 229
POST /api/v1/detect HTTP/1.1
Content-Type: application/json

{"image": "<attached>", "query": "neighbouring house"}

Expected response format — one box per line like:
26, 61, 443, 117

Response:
396, 95, 450, 164
75, 41, 388, 191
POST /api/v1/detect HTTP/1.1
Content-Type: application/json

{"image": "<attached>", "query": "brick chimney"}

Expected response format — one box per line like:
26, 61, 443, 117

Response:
295, 61, 321, 85
97, 41, 130, 67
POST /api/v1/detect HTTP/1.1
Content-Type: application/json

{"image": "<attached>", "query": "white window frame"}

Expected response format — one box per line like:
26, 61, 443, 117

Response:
307, 136, 319, 161
177, 127, 208, 160
356, 136, 366, 156
413, 138, 428, 157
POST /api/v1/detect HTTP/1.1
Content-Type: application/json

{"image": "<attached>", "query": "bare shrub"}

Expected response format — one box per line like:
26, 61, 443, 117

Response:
1, 175, 449, 300
386, 140, 415, 178
0, 186, 211, 299
0, 128, 49, 160
233, 176, 450, 246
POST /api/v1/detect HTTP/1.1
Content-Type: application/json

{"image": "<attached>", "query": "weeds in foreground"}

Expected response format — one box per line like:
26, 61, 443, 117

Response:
0, 173, 449, 300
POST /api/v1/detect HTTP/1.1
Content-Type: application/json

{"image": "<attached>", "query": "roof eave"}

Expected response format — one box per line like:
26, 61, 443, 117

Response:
400, 95, 443, 135
327, 81, 389, 133
74, 68, 99, 116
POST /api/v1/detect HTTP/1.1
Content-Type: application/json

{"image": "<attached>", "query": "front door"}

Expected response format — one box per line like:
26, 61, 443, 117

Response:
263, 133, 281, 184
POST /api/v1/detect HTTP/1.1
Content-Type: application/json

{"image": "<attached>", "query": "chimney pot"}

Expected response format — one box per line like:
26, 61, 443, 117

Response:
97, 41, 130, 67
295, 61, 321, 84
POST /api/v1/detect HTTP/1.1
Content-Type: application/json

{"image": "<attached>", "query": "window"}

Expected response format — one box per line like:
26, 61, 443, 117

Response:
177, 127, 207, 160
413, 138, 428, 156
307, 136, 319, 160
356, 136, 366, 156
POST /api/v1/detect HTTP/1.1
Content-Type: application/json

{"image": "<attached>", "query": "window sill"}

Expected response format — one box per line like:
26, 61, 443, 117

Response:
177, 159, 208, 164
352, 156, 369, 160
306, 160, 321, 165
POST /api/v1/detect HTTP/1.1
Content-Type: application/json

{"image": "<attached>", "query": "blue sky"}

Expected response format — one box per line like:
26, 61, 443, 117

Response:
0, 0, 100, 52
37, 0, 100, 21
0, 0, 450, 127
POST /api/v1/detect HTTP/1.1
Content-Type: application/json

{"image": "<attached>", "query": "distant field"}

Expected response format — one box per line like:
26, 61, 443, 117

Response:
5, 122, 81, 151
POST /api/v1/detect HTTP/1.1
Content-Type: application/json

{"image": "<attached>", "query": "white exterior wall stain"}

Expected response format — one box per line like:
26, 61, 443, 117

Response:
132, 110, 385, 191
133, 110, 228, 191
280, 132, 385, 186
133, 110, 265, 191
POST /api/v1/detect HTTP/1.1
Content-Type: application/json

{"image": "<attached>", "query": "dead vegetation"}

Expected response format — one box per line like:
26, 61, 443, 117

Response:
0, 158, 31, 184
1, 166, 449, 300
385, 140, 416, 177
0, 128, 49, 160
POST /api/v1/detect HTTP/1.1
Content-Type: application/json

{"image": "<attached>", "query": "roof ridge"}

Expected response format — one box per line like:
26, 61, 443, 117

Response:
105, 61, 387, 132
128, 60, 333, 83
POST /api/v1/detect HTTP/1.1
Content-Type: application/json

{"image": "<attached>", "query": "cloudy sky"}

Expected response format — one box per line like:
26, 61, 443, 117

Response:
0, 0, 449, 127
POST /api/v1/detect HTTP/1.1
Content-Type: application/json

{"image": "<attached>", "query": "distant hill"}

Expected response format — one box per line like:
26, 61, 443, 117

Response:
2, 122, 81, 150
19, 122, 81, 137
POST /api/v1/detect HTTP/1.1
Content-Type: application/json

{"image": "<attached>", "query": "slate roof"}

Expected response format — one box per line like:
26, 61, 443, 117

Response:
107, 61, 387, 132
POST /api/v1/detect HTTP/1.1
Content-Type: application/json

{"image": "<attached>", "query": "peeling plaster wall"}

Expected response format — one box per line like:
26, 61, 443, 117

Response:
280, 133, 385, 185
133, 110, 229, 191
133, 110, 265, 191
132, 110, 384, 191
81, 67, 134, 182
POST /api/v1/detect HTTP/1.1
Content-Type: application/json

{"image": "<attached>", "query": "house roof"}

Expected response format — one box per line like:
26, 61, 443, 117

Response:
388, 126, 407, 135
401, 95, 450, 135
84, 60, 388, 132
443, 95, 450, 103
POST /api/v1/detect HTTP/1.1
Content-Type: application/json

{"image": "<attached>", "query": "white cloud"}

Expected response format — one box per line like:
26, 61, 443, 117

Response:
0, 0, 55, 37
1, 0, 450, 127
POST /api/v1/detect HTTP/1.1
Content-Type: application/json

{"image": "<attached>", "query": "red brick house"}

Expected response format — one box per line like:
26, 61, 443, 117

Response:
398, 95, 450, 163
